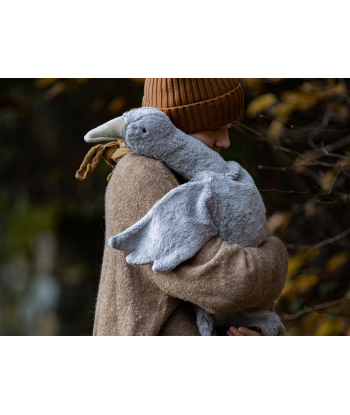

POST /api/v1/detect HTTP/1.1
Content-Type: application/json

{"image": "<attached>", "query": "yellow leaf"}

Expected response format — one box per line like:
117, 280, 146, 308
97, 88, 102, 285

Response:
36, 78, 59, 88
240, 79, 264, 95
267, 102, 294, 119
266, 211, 290, 234
334, 104, 349, 119
245, 93, 279, 118
278, 273, 319, 302
299, 82, 321, 93
267, 120, 285, 141
323, 169, 338, 184
294, 274, 319, 294
287, 257, 304, 278
291, 154, 313, 173
302, 313, 325, 333
319, 169, 337, 192
326, 251, 349, 271
277, 280, 296, 302
314, 317, 344, 336
287, 248, 319, 277
131, 78, 146, 84
107, 97, 127, 113
338, 158, 350, 170
271, 82, 347, 121
45, 81, 67, 100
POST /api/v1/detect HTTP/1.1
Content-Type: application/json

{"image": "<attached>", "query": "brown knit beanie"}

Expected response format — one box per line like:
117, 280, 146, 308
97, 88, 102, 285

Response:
142, 78, 244, 134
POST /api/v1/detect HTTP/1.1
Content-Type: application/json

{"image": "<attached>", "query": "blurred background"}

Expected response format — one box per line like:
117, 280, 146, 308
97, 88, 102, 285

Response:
0, 78, 349, 336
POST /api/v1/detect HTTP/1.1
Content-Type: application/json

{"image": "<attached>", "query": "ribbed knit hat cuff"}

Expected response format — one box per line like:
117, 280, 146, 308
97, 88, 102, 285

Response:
142, 83, 244, 134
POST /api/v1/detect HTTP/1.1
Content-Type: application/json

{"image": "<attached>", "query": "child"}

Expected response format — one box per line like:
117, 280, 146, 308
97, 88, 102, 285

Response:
77, 78, 288, 336
82, 84, 286, 336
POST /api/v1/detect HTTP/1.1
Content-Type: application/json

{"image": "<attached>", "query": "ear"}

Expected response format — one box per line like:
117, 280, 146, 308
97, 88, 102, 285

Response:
84, 116, 127, 143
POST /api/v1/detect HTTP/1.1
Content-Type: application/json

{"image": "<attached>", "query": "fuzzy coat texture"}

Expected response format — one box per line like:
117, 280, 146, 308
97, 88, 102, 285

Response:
89, 108, 288, 335
104, 108, 283, 335
93, 153, 288, 336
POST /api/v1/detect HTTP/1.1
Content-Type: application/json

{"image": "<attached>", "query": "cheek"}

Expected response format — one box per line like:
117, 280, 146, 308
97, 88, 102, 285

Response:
204, 137, 217, 148
190, 132, 217, 150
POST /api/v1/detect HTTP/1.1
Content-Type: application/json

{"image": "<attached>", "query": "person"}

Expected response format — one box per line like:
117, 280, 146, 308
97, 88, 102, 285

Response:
83, 78, 288, 336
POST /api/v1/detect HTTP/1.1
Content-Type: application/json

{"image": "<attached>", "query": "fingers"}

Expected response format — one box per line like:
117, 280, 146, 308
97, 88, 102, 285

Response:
238, 327, 263, 336
227, 326, 244, 336
226, 326, 263, 336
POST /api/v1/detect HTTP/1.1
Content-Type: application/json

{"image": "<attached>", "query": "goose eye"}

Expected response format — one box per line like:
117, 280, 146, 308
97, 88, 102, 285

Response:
143, 128, 147, 133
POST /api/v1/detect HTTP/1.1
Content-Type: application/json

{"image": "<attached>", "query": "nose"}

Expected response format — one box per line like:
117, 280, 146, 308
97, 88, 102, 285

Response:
215, 127, 230, 149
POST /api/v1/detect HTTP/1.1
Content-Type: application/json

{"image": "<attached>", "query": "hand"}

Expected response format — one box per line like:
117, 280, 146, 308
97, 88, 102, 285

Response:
226, 326, 263, 336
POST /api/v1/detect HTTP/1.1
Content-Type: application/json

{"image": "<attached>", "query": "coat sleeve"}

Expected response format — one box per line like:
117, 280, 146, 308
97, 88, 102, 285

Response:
111, 153, 288, 315
148, 236, 288, 314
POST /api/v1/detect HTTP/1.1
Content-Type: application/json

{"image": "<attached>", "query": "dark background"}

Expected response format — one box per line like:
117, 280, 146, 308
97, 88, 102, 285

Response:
1, 78, 349, 335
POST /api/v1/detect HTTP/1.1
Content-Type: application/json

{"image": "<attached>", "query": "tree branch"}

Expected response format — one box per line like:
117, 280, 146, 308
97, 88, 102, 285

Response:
284, 226, 350, 249
282, 297, 348, 320
259, 114, 349, 133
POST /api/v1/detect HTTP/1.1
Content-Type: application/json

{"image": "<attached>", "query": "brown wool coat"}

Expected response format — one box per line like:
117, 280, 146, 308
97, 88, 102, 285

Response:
93, 153, 288, 336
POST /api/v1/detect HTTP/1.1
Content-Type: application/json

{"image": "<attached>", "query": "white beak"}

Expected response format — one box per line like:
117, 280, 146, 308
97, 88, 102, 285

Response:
84, 116, 127, 143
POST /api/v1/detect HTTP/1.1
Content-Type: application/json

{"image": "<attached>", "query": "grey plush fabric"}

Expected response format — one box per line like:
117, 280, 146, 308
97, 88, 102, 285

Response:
194, 303, 285, 336
87, 107, 284, 336
108, 108, 267, 271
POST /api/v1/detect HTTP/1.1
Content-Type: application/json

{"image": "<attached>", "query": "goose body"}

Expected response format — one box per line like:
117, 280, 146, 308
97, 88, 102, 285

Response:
85, 107, 284, 336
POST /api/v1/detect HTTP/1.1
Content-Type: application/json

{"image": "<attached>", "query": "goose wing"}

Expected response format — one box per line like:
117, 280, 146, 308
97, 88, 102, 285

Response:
108, 180, 217, 272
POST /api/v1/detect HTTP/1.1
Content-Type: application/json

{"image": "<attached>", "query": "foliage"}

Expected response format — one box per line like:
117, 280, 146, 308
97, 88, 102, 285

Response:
0, 79, 144, 335
222, 78, 350, 336
0, 78, 349, 335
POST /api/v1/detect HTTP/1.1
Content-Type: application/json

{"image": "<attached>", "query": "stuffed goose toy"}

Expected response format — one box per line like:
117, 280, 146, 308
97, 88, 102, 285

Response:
85, 107, 285, 336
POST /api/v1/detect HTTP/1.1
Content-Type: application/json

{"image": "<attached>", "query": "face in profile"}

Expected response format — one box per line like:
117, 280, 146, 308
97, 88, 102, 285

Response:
190, 124, 230, 153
